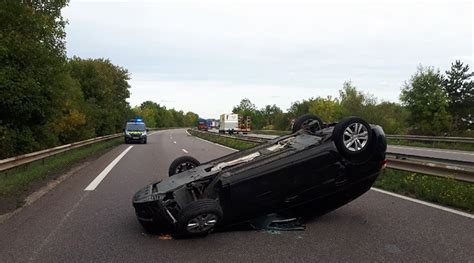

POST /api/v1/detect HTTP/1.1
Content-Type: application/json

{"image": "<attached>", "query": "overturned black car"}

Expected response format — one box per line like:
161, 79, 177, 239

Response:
133, 115, 387, 237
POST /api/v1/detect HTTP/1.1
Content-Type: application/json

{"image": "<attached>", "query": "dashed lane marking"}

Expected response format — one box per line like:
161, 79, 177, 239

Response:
182, 149, 188, 154
84, 146, 133, 191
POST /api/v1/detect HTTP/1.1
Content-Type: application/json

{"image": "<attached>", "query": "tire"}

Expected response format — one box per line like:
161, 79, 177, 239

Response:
144, 138, 147, 144
292, 114, 324, 133
168, 156, 200, 177
332, 117, 373, 160
174, 199, 223, 238
124, 138, 128, 144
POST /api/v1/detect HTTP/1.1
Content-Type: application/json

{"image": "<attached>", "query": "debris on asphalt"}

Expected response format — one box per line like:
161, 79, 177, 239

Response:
158, 234, 173, 240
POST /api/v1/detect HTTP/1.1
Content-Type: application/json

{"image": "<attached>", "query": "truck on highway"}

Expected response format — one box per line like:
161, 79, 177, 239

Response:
219, 113, 251, 134
219, 113, 238, 134
197, 119, 208, 131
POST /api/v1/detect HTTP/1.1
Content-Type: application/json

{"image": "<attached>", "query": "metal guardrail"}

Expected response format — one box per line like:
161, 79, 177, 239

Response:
2, 128, 473, 183
0, 128, 171, 172
192, 129, 474, 183
385, 135, 474, 144
0, 133, 123, 172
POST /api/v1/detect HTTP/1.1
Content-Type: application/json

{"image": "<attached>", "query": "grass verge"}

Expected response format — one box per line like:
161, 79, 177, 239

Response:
188, 131, 474, 213
188, 129, 258, 150
374, 169, 474, 212
0, 138, 122, 199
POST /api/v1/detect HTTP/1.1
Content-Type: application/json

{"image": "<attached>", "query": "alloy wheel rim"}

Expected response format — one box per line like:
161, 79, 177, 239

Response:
343, 123, 368, 152
186, 213, 218, 233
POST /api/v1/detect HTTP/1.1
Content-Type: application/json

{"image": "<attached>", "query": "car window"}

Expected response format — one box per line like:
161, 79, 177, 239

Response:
126, 123, 146, 131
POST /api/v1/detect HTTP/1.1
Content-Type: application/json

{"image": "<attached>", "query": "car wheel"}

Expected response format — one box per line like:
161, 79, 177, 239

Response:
168, 156, 201, 176
124, 138, 128, 144
332, 117, 373, 160
175, 199, 223, 238
292, 114, 324, 133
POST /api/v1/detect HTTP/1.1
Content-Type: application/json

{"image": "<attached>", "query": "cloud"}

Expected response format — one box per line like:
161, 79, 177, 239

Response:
63, 1, 473, 117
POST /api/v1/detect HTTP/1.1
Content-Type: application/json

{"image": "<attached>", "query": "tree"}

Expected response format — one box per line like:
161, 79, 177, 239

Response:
0, 1, 71, 158
261, 104, 283, 129
232, 98, 265, 129
308, 96, 341, 123
232, 98, 257, 116
400, 66, 451, 135
184, 112, 199, 127
443, 60, 474, 130
339, 81, 375, 118
287, 99, 313, 120
69, 57, 131, 136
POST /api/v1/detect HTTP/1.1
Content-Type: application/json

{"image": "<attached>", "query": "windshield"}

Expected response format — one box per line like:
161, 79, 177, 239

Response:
126, 123, 146, 131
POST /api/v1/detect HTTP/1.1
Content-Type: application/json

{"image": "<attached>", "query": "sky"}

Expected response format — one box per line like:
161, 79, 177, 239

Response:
63, 0, 473, 118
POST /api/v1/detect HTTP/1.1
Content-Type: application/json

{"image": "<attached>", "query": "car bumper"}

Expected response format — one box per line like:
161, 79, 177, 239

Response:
133, 186, 176, 232
125, 135, 146, 141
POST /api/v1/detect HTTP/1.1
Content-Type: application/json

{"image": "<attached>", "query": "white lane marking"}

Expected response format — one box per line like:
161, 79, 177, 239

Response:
371, 187, 474, 219
191, 136, 238, 152
173, 141, 177, 144
185, 129, 191, 136
84, 146, 133, 191
182, 149, 188, 154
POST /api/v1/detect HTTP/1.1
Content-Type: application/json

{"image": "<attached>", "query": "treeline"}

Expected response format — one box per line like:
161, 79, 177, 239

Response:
0, 1, 134, 158
132, 101, 199, 128
233, 61, 473, 136
0, 2, 199, 159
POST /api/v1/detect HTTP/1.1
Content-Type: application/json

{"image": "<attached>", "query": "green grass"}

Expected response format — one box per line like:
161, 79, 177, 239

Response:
387, 139, 474, 152
188, 131, 474, 212
0, 138, 122, 197
374, 169, 474, 212
188, 129, 258, 150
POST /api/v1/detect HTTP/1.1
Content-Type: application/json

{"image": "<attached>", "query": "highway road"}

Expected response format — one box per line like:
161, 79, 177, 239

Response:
0, 129, 473, 262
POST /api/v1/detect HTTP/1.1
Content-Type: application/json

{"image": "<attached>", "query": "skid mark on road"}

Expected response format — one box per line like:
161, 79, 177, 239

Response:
29, 192, 89, 261
84, 146, 133, 191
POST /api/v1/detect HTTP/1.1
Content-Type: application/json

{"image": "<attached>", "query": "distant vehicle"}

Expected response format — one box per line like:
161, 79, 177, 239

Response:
197, 119, 208, 131
124, 118, 148, 144
219, 114, 251, 134
133, 115, 387, 238
219, 113, 238, 134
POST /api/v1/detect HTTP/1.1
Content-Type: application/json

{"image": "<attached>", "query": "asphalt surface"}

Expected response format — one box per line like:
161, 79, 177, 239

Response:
0, 129, 473, 262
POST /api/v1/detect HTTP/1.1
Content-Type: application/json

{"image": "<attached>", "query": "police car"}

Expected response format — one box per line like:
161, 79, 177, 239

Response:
124, 118, 148, 144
